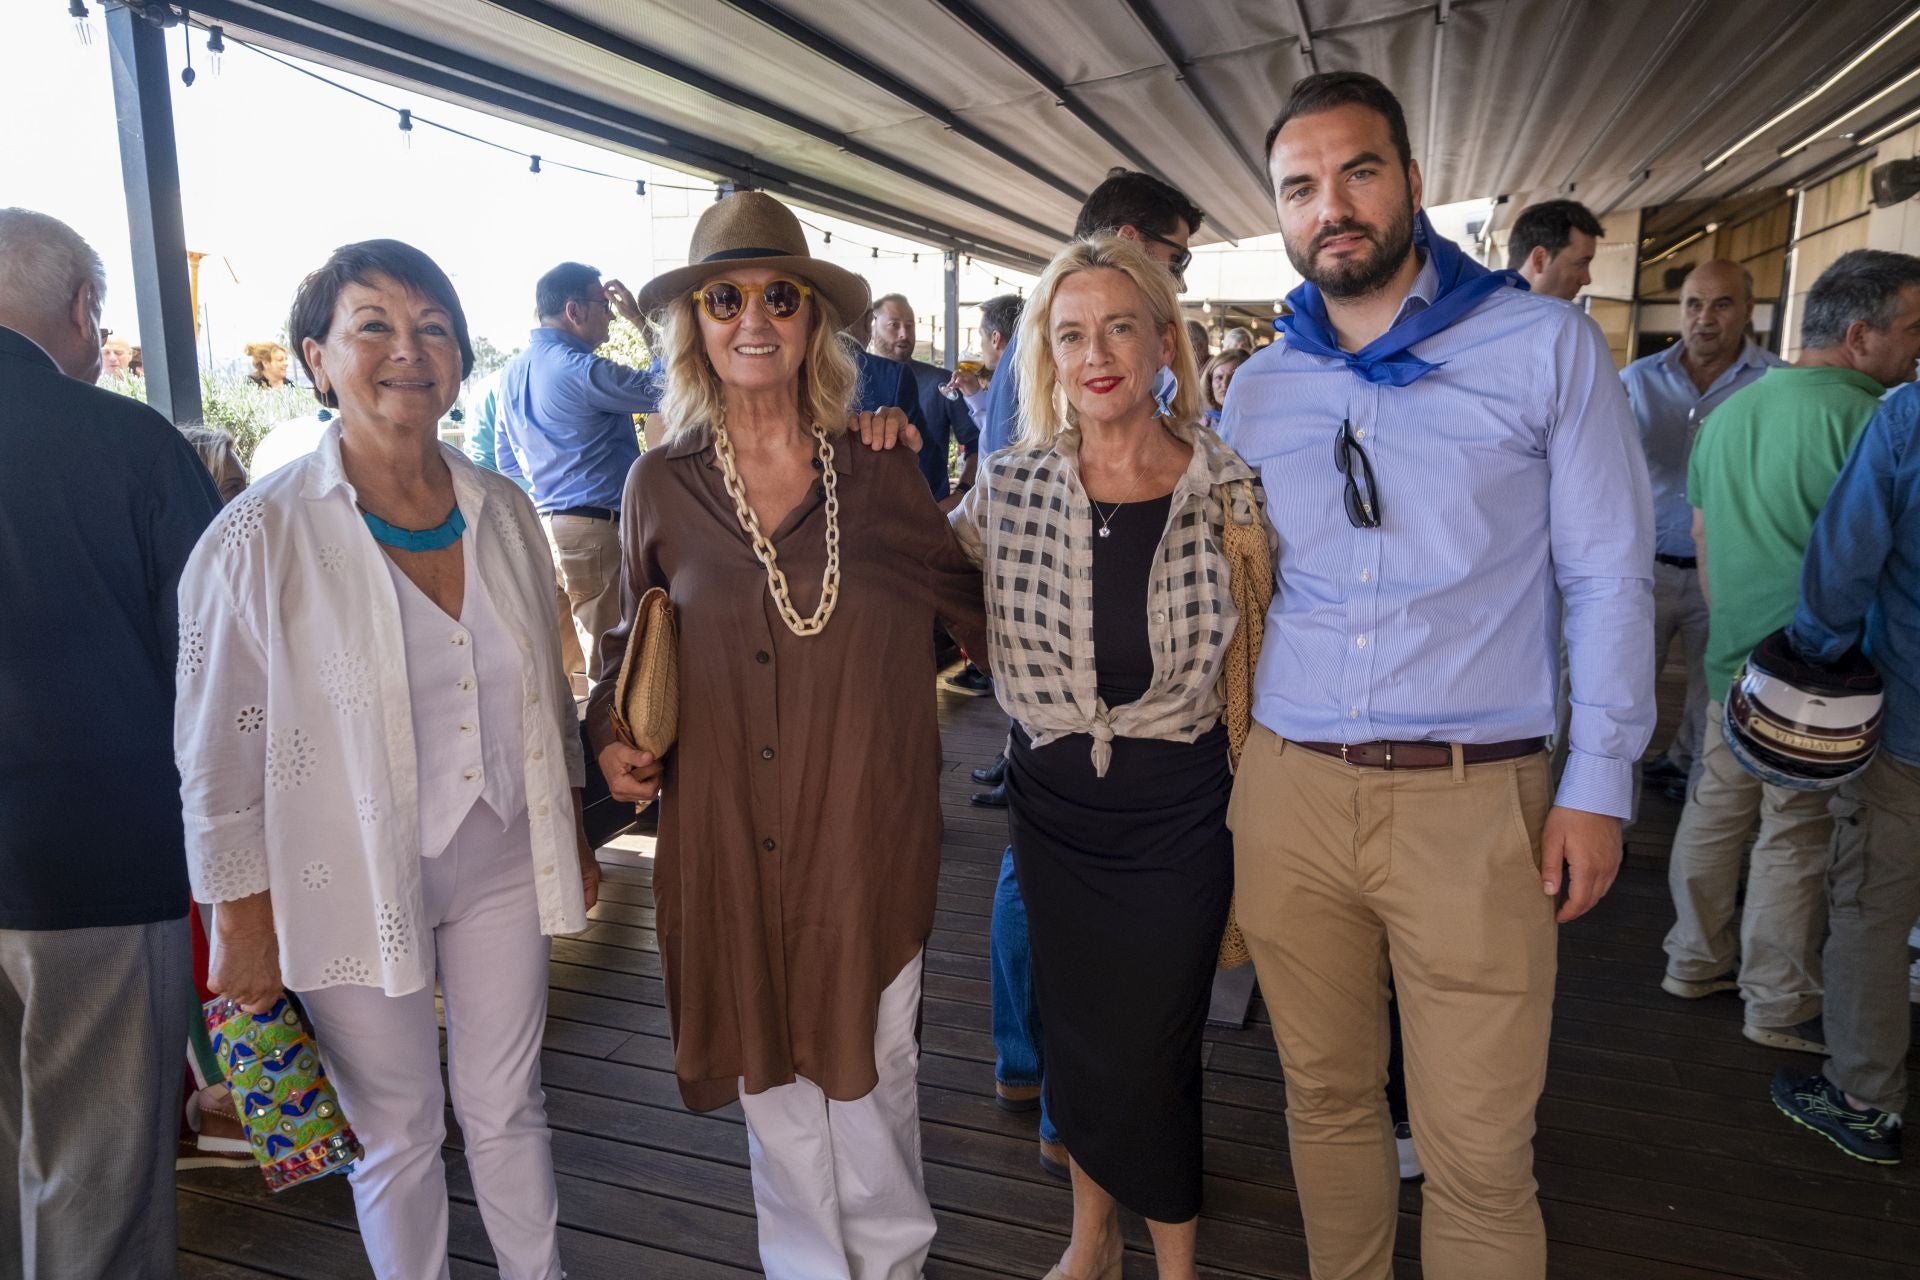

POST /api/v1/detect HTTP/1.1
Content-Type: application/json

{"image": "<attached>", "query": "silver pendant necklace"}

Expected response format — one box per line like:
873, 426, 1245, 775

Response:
1089, 472, 1142, 539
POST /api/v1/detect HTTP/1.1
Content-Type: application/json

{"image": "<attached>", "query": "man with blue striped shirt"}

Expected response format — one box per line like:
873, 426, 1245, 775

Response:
1222, 73, 1653, 1279
497, 262, 660, 690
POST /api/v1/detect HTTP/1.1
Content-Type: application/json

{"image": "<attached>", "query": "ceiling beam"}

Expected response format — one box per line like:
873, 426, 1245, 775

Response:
1114, 0, 1270, 221
712, 0, 1084, 205
186, 0, 1050, 271
1286, 0, 1318, 74
1423, 1, 1450, 187
1555, 0, 1709, 193
1489, 0, 1580, 198
477, 0, 1072, 245
925, 0, 1247, 239
1772, 90, 1920, 196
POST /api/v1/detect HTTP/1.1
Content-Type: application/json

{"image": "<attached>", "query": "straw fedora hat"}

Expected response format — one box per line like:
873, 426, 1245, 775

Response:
638, 191, 870, 325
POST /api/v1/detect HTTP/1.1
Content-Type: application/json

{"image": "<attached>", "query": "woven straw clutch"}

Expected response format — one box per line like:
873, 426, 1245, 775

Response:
611, 586, 679, 763
1214, 478, 1273, 971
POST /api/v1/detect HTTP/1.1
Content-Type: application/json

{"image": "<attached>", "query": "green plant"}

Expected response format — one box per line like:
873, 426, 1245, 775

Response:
597, 315, 651, 372
198, 374, 316, 468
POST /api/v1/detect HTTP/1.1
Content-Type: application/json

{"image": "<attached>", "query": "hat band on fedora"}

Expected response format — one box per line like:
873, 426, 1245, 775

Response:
703, 246, 796, 263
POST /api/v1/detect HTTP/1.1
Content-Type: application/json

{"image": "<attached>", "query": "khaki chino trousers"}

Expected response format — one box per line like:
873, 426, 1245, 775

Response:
1662, 700, 1832, 1029
542, 513, 622, 688
1230, 726, 1558, 1280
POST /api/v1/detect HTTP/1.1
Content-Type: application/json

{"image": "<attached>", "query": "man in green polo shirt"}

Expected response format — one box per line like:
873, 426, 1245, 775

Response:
1664, 249, 1920, 1058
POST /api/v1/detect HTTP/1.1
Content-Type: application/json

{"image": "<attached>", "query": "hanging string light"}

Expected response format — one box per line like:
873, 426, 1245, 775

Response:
178, 7, 197, 85
167, 17, 1023, 284
69, 0, 92, 46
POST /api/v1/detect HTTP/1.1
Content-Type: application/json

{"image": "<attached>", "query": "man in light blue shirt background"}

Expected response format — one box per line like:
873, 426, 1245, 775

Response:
497, 261, 659, 689
1222, 71, 1652, 1278
1619, 260, 1782, 792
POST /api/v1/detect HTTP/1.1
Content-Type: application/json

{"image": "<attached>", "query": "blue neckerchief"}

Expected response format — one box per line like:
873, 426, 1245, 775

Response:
1274, 211, 1526, 387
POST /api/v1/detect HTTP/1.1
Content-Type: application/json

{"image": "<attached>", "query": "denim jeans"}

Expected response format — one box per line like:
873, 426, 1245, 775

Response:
989, 846, 1057, 1145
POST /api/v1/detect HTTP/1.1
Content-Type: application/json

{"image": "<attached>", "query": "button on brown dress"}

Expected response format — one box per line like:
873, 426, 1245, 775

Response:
586, 430, 987, 1112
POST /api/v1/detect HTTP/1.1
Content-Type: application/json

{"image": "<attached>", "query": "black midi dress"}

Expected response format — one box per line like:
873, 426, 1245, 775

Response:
1003, 491, 1235, 1223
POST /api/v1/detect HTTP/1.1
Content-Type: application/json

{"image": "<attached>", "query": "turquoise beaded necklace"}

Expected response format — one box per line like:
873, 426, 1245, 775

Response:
360, 504, 465, 552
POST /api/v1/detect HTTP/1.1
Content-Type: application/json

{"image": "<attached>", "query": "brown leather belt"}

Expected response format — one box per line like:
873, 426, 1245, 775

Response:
1295, 738, 1546, 770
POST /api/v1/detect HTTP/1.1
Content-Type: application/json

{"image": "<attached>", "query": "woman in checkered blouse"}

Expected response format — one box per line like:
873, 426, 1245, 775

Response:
949, 234, 1272, 1280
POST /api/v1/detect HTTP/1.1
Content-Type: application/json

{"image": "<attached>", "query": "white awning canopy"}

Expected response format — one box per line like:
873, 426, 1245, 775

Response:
176, 0, 1920, 271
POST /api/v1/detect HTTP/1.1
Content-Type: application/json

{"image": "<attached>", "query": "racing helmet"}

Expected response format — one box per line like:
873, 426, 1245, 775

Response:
1722, 629, 1883, 792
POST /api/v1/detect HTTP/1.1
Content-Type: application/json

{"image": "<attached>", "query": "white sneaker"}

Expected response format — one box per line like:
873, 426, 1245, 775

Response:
1395, 1121, 1423, 1180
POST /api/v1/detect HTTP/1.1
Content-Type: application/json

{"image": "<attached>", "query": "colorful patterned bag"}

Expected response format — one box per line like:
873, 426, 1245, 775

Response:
203, 995, 362, 1192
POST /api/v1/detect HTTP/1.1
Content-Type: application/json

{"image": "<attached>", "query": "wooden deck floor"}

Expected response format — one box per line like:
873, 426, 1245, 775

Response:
179, 686, 1920, 1280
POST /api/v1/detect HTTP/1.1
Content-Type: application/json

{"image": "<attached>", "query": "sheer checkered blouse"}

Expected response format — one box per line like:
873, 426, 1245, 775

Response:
950, 421, 1273, 776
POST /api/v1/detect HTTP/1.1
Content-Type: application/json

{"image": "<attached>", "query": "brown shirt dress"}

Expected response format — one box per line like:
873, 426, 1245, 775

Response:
586, 429, 987, 1112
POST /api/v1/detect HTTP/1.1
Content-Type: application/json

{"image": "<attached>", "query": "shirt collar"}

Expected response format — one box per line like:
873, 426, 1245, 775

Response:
663, 423, 854, 476
1050, 418, 1256, 498
1782, 364, 1888, 397
300, 419, 492, 523
530, 326, 592, 354
1386, 251, 1440, 329
1660, 337, 1772, 380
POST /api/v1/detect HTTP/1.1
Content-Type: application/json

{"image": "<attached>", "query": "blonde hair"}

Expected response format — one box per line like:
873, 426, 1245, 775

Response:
652, 285, 857, 448
179, 428, 247, 502
244, 340, 287, 377
1013, 234, 1201, 449
1200, 348, 1252, 411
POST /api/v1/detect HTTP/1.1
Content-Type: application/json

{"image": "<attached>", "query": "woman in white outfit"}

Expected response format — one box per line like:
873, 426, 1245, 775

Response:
175, 239, 594, 1280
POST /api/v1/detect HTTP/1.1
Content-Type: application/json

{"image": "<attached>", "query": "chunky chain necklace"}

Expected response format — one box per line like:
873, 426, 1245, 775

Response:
711, 411, 841, 636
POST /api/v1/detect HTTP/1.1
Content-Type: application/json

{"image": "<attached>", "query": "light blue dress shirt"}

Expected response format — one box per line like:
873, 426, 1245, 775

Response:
1789, 381, 1920, 765
464, 376, 532, 493
495, 328, 659, 513
1620, 339, 1782, 559
1221, 254, 1656, 818
980, 325, 1022, 457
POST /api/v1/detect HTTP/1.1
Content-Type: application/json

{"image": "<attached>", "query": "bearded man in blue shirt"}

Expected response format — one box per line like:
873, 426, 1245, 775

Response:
1222, 72, 1653, 1279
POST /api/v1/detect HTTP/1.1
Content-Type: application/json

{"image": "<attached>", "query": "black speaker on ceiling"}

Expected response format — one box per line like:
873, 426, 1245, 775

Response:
1871, 159, 1920, 208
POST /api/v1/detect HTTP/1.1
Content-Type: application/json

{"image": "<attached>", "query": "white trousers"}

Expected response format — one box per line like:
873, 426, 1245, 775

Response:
300, 807, 561, 1280
738, 951, 935, 1280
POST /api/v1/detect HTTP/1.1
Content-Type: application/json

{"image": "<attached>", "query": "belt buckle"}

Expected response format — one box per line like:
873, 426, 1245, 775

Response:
1340, 742, 1351, 765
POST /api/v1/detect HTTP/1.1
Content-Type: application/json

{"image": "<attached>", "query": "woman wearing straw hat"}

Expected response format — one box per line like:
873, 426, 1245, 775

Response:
949, 234, 1270, 1279
586, 191, 987, 1279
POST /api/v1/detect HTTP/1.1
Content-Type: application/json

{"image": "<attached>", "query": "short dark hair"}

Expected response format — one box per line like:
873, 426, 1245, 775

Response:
1186, 318, 1212, 357
1263, 71, 1413, 174
978, 293, 1022, 344
535, 261, 602, 320
1802, 249, 1920, 349
1074, 168, 1205, 241
289, 239, 474, 409
870, 292, 912, 317
1506, 200, 1603, 271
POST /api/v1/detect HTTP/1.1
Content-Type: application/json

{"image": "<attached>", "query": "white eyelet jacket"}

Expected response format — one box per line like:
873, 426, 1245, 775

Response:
174, 424, 587, 996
